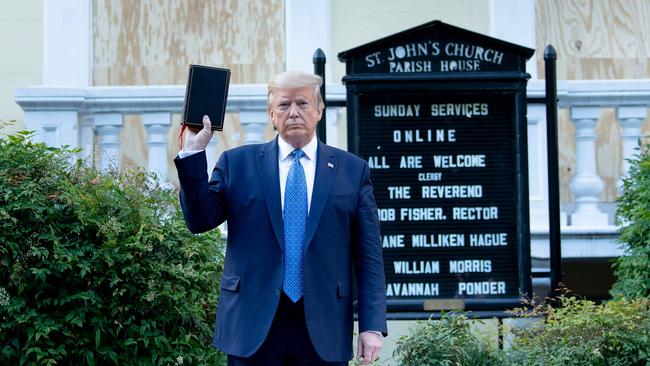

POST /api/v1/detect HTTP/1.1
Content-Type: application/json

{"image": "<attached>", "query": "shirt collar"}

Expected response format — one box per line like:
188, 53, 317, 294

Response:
278, 134, 317, 162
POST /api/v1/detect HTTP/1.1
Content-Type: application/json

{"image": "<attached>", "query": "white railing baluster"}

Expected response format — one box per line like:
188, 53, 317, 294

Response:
94, 113, 123, 171
142, 112, 171, 179
79, 115, 95, 164
616, 106, 647, 190
569, 106, 608, 226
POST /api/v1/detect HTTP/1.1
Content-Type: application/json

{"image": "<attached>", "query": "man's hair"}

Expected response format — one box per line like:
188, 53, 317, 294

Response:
267, 71, 324, 110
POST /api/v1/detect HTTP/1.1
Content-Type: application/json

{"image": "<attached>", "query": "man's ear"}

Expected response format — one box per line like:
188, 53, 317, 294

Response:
267, 106, 275, 126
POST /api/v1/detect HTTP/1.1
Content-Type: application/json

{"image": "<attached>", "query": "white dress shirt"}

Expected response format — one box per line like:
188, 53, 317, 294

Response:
277, 135, 317, 215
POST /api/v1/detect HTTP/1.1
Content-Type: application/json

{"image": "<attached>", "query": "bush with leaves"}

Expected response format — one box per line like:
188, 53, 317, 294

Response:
612, 143, 650, 299
0, 132, 225, 365
393, 296, 650, 366
393, 313, 499, 366
504, 296, 650, 366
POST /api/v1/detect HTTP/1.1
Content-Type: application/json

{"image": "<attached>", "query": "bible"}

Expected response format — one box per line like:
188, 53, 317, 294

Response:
181, 64, 231, 131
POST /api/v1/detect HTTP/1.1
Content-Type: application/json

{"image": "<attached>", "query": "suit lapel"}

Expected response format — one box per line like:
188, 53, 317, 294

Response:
257, 138, 284, 250
304, 142, 336, 253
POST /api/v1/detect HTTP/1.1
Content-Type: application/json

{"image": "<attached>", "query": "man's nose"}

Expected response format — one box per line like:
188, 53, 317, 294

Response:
288, 102, 300, 117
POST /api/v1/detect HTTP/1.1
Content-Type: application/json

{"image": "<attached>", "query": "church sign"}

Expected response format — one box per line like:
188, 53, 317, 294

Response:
338, 21, 535, 311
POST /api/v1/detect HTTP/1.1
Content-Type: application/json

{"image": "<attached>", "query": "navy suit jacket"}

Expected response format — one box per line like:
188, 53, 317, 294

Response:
174, 137, 387, 362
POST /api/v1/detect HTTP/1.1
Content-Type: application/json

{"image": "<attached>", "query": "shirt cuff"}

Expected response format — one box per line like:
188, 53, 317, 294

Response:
364, 330, 383, 337
178, 149, 203, 159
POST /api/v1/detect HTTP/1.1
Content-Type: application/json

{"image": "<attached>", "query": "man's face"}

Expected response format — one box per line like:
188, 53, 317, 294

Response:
268, 86, 322, 148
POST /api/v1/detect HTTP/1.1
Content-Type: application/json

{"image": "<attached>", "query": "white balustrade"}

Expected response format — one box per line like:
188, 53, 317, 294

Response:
12, 79, 650, 251
616, 106, 647, 190
94, 113, 123, 171
569, 106, 608, 226
79, 115, 95, 164
142, 112, 171, 179
14, 87, 85, 148
25, 110, 80, 148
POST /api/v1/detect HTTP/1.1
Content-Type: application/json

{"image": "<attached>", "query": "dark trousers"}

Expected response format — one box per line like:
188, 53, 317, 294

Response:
227, 294, 347, 366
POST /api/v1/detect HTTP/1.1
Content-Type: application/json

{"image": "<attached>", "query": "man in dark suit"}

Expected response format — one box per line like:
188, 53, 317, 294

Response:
175, 71, 387, 365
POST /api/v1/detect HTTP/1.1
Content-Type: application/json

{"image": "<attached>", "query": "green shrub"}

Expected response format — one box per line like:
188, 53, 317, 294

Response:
612, 143, 650, 299
0, 132, 225, 365
393, 314, 499, 366
393, 296, 649, 366
505, 296, 650, 366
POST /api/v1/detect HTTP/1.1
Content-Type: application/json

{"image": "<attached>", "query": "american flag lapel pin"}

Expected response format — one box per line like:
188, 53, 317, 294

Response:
327, 162, 334, 168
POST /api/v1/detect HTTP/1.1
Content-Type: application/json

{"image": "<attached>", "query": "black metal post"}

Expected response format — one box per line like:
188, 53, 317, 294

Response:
544, 45, 562, 298
313, 48, 327, 143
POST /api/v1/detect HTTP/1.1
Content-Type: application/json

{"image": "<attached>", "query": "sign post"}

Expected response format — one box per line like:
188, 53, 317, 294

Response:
339, 20, 535, 311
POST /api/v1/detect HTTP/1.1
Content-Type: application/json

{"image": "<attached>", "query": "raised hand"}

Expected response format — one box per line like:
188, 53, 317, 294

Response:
183, 115, 214, 151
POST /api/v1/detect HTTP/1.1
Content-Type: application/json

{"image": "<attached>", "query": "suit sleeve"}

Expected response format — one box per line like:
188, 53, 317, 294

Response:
174, 150, 229, 234
352, 162, 388, 336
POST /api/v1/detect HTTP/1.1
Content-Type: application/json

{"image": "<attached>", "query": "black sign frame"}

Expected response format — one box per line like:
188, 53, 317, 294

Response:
338, 20, 534, 314
348, 79, 531, 311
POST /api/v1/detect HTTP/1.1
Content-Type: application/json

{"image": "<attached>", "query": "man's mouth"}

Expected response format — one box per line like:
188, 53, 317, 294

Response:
286, 122, 304, 129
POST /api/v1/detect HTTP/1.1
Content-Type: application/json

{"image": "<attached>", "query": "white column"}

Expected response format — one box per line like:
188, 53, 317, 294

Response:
527, 104, 549, 227
527, 102, 568, 228
489, 0, 536, 79
79, 115, 95, 164
569, 106, 607, 226
94, 113, 123, 171
14, 87, 85, 149
616, 106, 647, 189
43, 0, 91, 86
285, 0, 331, 77
142, 112, 171, 179
240, 110, 268, 144
23, 110, 80, 148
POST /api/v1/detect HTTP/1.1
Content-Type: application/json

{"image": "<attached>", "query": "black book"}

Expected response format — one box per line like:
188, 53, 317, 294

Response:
181, 64, 231, 131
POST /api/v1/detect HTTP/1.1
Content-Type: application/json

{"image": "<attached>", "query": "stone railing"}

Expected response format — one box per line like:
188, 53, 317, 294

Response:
14, 80, 650, 258
525, 80, 649, 259
13, 85, 281, 179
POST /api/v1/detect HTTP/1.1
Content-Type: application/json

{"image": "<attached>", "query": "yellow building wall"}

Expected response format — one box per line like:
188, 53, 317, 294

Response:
330, 0, 491, 82
0, 0, 43, 135
536, 0, 650, 203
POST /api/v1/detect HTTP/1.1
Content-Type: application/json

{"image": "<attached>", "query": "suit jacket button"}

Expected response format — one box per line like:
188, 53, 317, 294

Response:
275, 289, 281, 295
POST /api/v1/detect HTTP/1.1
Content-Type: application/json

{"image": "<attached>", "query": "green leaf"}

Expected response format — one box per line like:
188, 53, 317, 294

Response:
108, 351, 118, 364
86, 350, 94, 366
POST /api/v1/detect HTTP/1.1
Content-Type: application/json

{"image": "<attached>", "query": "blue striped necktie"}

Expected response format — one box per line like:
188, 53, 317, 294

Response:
283, 149, 307, 302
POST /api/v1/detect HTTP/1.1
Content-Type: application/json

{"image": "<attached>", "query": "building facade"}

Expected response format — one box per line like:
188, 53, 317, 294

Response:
4, 0, 650, 362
